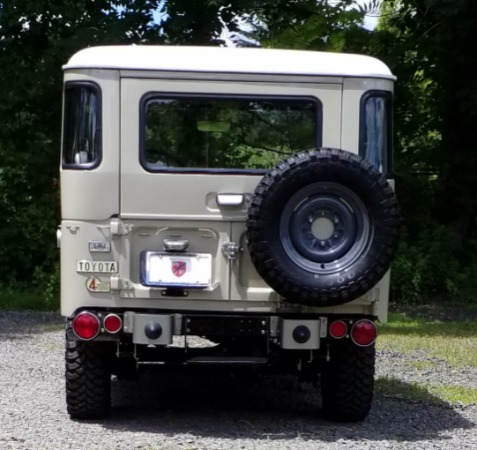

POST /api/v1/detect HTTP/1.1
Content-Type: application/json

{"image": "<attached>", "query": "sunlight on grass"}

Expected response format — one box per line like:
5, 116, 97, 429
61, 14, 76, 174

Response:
39, 323, 64, 332
378, 312, 477, 368
376, 377, 477, 406
407, 360, 435, 371
430, 385, 477, 405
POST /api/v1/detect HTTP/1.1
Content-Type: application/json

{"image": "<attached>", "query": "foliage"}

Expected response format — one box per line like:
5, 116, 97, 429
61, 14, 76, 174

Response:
0, 281, 58, 311
350, 0, 477, 304
391, 225, 477, 304
231, 0, 369, 50
0, 0, 164, 294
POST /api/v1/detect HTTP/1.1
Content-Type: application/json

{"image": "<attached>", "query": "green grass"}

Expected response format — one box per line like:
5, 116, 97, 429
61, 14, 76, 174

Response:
0, 286, 59, 311
431, 385, 477, 405
377, 312, 477, 405
378, 312, 477, 367
39, 323, 64, 332
376, 377, 477, 406
375, 377, 444, 405
407, 360, 435, 371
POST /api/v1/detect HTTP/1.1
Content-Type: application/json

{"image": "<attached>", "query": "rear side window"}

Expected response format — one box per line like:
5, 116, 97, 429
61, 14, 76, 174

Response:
359, 91, 393, 176
140, 95, 321, 173
62, 82, 101, 169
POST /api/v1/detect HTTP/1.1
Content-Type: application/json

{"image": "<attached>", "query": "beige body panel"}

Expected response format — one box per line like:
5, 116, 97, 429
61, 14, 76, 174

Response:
60, 54, 394, 322
61, 71, 120, 221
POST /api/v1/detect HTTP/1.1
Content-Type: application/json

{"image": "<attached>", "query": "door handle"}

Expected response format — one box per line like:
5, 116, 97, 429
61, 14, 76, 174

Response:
216, 193, 244, 206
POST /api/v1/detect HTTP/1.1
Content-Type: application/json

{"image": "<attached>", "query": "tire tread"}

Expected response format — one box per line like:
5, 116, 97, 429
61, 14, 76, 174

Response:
246, 148, 400, 307
65, 337, 112, 419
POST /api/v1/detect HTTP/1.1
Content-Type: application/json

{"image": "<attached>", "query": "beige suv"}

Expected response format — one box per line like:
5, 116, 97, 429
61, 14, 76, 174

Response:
59, 45, 399, 422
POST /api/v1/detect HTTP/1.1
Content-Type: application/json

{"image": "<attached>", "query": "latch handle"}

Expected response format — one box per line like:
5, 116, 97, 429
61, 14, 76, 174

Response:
216, 193, 244, 206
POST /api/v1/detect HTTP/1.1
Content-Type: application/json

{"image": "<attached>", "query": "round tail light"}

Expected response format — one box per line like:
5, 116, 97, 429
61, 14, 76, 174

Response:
103, 314, 122, 334
350, 319, 377, 347
72, 312, 100, 340
329, 320, 347, 339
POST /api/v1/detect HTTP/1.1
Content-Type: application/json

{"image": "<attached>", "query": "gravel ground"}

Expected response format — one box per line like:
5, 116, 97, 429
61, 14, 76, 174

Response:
2, 311, 477, 450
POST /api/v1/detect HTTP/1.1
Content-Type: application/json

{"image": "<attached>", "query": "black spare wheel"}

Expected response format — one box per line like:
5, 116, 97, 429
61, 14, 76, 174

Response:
246, 148, 400, 307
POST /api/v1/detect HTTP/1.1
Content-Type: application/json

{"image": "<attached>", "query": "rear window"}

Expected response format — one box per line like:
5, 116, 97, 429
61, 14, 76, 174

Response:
140, 95, 321, 173
359, 90, 393, 176
62, 82, 101, 169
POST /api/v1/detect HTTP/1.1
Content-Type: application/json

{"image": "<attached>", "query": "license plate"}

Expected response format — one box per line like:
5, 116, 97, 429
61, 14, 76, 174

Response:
141, 252, 212, 288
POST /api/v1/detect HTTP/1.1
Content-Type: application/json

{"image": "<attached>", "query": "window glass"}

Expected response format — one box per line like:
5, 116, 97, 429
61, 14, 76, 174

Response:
63, 83, 101, 167
360, 92, 392, 175
142, 96, 320, 171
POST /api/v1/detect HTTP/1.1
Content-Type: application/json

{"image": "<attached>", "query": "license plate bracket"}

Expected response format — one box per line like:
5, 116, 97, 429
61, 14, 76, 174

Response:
140, 251, 212, 289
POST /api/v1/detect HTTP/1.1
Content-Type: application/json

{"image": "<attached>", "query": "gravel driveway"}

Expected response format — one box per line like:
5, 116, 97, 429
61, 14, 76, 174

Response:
1, 311, 477, 450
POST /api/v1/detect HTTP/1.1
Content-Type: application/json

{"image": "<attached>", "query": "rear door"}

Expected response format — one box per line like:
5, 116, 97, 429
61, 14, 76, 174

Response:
119, 74, 342, 301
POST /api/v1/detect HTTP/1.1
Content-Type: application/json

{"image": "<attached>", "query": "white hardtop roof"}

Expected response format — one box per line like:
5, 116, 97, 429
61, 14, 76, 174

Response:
64, 45, 395, 80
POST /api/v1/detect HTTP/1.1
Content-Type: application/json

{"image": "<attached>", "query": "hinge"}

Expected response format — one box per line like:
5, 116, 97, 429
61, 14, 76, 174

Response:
110, 276, 132, 291
222, 242, 241, 261
110, 218, 133, 237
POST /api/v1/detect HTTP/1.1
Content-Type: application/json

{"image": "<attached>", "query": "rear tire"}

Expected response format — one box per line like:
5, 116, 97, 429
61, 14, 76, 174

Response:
321, 340, 375, 422
65, 337, 113, 419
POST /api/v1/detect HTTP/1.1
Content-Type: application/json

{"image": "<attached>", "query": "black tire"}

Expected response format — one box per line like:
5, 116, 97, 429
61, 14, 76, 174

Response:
65, 337, 113, 419
246, 148, 400, 307
321, 340, 375, 422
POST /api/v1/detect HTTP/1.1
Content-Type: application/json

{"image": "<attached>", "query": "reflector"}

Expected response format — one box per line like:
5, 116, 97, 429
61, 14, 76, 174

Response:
72, 312, 100, 340
103, 314, 122, 334
329, 320, 347, 339
351, 319, 377, 347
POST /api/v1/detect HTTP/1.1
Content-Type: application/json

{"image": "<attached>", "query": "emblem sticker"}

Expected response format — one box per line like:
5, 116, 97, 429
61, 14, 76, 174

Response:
77, 260, 118, 273
172, 260, 187, 277
86, 276, 111, 292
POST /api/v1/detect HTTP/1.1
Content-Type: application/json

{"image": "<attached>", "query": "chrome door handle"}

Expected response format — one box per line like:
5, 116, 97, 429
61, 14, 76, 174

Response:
216, 193, 244, 206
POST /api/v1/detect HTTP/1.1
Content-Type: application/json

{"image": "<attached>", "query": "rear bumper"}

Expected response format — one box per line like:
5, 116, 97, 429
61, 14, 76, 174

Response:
66, 309, 377, 353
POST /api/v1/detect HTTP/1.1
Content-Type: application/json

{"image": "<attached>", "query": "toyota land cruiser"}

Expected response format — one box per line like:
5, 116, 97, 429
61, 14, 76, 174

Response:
58, 45, 399, 422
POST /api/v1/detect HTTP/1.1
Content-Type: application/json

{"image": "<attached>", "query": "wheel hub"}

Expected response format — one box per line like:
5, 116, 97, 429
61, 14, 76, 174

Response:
289, 195, 357, 263
280, 182, 369, 274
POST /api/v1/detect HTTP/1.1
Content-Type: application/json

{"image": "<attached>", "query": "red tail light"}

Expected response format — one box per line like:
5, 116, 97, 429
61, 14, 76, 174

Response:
329, 320, 347, 339
350, 319, 377, 347
72, 312, 100, 340
103, 314, 122, 334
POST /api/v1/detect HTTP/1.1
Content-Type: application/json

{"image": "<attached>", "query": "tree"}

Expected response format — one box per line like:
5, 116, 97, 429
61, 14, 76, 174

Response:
367, 0, 477, 301
242, 0, 369, 51
0, 0, 164, 285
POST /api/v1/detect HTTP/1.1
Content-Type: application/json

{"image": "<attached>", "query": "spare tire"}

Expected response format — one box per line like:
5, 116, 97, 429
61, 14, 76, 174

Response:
246, 148, 400, 307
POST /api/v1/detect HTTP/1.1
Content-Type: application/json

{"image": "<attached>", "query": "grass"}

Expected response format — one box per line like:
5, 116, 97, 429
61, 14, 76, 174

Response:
431, 385, 477, 405
378, 312, 477, 368
375, 378, 477, 406
377, 311, 477, 406
407, 360, 435, 371
0, 286, 59, 311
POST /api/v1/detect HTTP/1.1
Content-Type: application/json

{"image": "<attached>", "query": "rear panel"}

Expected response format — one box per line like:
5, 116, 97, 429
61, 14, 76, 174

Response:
118, 75, 342, 306
60, 69, 390, 319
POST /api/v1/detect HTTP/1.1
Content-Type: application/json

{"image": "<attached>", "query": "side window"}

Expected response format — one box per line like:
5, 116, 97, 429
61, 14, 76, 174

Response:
140, 95, 322, 173
62, 82, 101, 169
359, 91, 393, 176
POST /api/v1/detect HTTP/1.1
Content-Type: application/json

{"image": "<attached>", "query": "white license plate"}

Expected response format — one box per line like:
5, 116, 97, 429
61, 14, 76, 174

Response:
141, 252, 212, 288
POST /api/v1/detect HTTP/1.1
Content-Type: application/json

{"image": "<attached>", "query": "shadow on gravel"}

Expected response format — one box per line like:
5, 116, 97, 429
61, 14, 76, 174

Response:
100, 367, 475, 443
